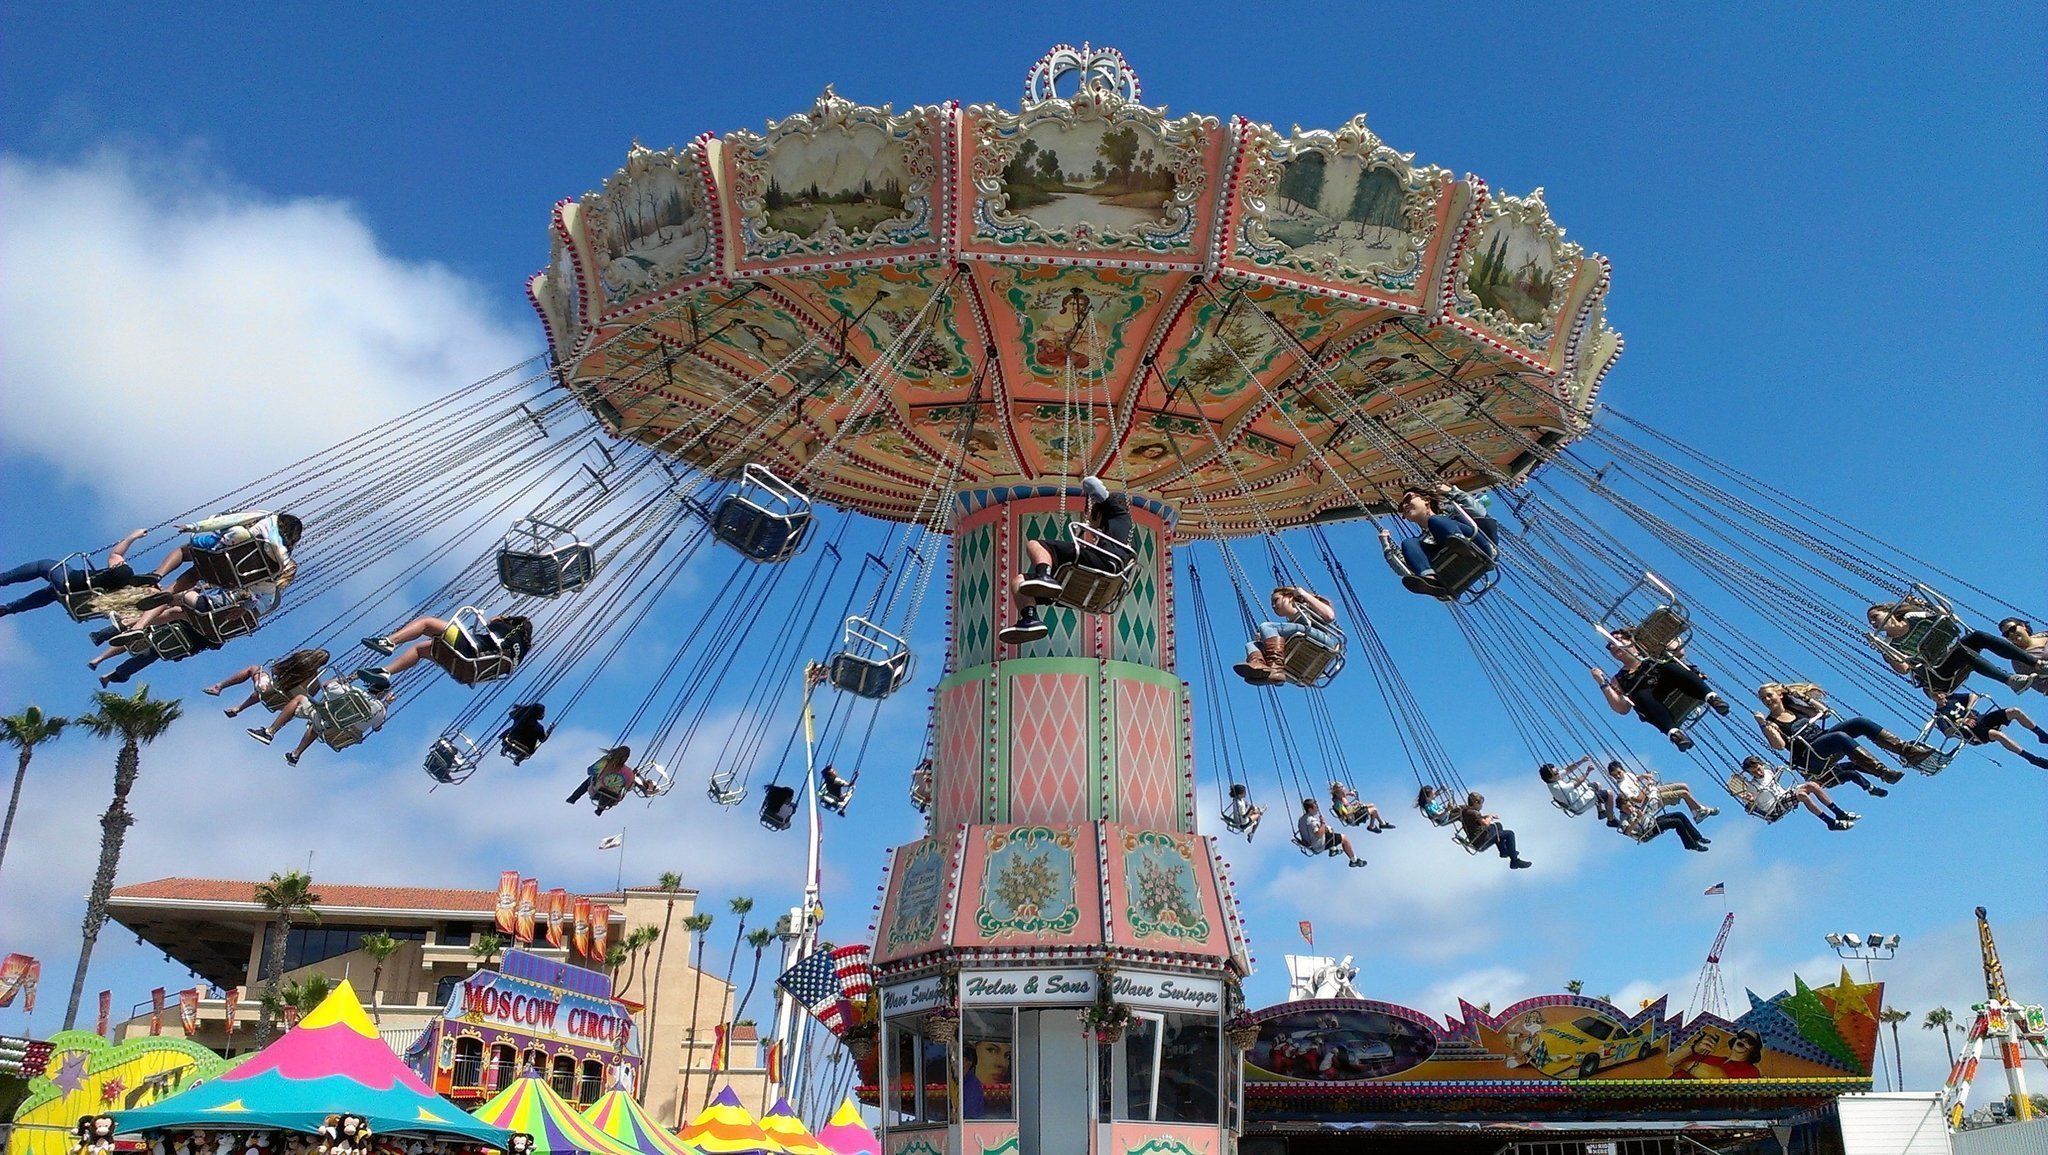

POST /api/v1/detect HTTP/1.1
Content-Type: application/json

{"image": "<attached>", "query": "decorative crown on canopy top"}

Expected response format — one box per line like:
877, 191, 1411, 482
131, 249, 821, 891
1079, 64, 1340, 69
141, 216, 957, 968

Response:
532, 46, 1622, 537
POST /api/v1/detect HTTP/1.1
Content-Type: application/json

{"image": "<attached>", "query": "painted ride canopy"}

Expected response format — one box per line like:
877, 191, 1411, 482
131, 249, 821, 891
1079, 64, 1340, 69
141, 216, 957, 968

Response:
114, 982, 510, 1145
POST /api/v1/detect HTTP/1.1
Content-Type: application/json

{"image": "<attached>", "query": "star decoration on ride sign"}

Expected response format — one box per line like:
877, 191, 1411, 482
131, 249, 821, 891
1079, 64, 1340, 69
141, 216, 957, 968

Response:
51, 1049, 90, 1095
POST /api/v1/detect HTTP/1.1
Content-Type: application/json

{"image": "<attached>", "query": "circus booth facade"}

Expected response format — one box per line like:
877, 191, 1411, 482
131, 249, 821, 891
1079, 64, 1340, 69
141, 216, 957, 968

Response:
405, 950, 639, 1107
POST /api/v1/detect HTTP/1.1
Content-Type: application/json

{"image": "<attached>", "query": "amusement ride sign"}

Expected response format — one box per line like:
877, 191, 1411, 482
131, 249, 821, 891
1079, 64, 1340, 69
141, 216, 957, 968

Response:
450, 970, 635, 1050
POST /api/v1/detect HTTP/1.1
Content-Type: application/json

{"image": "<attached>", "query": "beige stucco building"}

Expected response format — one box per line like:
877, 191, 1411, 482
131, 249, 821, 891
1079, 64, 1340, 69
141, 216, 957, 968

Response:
106, 877, 773, 1122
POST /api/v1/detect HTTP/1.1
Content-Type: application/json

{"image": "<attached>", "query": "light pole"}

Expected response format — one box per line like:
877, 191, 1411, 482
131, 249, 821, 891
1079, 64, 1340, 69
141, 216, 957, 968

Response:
1828, 931, 1903, 1090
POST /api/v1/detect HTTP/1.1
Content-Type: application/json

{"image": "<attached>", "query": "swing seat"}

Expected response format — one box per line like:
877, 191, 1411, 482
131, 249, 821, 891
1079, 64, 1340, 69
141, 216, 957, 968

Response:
187, 537, 287, 592
1220, 808, 1261, 837
496, 518, 598, 598
1332, 803, 1370, 827
590, 766, 633, 808
1291, 830, 1344, 858
820, 770, 857, 815
712, 464, 814, 563
828, 616, 913, 699
54, 553, 110, 622
707, 769, 747, 807
1050, 524, 1138, 615
429, 607, 519, 687
1450, 826, 1484, 855
1724, 775, 1794, 823
1549, 781, 1598, 817
908, 767, 933, 813
1910, 717, 1963, 776
636, 761, 674, 797
190, 599, 261, 645
309, 686, 378, 752
142, 623, 200, 662
1654, 682, 1709, 731
424, 735, 482, 785
759, 784, 798, 831
1424, 536, 1497, 602
1280, 619, 1347, 688
1600, 572, 1691, 658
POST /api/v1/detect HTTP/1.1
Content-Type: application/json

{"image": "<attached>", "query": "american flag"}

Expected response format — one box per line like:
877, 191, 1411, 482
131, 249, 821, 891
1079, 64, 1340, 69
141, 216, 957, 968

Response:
831, 944, 873, 1001
776, 946, 851, 1036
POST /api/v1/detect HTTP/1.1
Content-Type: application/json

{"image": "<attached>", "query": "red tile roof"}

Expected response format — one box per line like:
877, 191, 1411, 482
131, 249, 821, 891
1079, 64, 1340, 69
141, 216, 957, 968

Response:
111, 876, 501, 913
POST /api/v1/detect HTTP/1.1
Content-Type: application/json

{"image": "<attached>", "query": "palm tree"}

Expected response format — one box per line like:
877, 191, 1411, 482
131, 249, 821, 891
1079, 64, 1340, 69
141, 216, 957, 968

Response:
255, 870, 322, 1043
716, 897, 753, 1096
62, 686, 182, 1029
616, 926, 659, 996
1881, 1006, 1911, 1091
1923, 1006, 1958, 1071
1564, 979, 1585, 995
640, 871, 684, 1103
677, 911, 714, 1116
359, 931, 401, 1023
1, 704, 68, 879
733, 927, 777, 1028
281, 974, 334, 1023
470, 933, 505, 971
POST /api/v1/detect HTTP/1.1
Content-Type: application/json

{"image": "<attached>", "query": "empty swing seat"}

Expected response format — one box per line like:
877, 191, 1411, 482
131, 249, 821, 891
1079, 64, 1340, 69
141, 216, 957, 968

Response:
707, 769, 747, 807
429, 607, 519, 687
424, 735, 482, 785
1051, 523, 1138, 615
712, 464, 814, 563
828, 616, 913, 700
187, 537, 287, 591
496, 518, 598, 597
1424, 536, 1497, 602
759, 784, 798, 831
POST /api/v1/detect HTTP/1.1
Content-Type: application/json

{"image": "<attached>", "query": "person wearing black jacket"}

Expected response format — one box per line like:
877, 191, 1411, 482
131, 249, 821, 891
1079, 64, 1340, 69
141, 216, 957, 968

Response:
999, 475, 1135, 645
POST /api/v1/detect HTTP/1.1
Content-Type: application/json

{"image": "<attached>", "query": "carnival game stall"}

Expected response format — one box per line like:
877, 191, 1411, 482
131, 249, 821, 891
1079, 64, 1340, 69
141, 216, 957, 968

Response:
109, 984, 507, 1151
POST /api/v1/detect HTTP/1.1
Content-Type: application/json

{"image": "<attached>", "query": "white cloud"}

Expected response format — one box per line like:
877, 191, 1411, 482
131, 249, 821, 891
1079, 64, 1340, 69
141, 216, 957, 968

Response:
0, 150, 530, 510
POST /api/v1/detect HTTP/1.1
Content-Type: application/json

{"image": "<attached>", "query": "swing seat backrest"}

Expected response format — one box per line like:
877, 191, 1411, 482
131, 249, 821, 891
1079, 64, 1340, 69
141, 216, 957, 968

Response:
636, 762, 674, 797
1220, 809, 1255, 834
193, 601, 260, 645
143, 623, 201, 662
1051, 523, 1138, 615
424, 736, 480, 785
1429, 536, 1497, 602
712, 464, 814, 563
55, 553, 106, 622
1632, 606, 1690, 658
496, 518, 598, 598
188, 538, 285, 591
430, 607, 518, 687
1290, 830, 1342, 857
1332, 802, 1368, 827
1894, 615, 1964, 666
829, 616, 913, 699
310, 686, 377, 751
591, 767, 631, 805
1281, 628, 1346, 687
759, 785, 797, 831
707, 770, 747, 807
1911, 717, 1963, 776
1724, 775, 1789, 822
1449, 827, 1481, 854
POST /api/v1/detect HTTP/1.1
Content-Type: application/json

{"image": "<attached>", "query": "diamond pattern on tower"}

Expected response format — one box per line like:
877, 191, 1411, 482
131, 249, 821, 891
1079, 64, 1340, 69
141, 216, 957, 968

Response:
1115, 678, 1179, 830
953, 522, 995, 669
1013, 511, 1087, 660
935, 679, 986, 825
1111, 524, 1162, 667
1007, 671, 1091, 825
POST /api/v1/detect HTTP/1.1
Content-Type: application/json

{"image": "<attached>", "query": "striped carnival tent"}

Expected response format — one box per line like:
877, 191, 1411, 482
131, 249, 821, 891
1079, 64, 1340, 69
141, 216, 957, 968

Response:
582, 1088, 702, 1155
677, 1086, 786, 1155
812, 1100, 878, 1155
755, 1099, 830, 1155
472, 1074, 644, 1155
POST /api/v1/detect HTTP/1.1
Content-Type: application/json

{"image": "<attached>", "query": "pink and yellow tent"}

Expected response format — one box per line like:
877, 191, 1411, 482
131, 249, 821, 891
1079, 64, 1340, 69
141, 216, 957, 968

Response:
677, 1086, 785, 1155
755, 1099, 829, 1155
813, 1100, 878, 1155
582, 1087, 701, 1155
473, 1074, 642, 1155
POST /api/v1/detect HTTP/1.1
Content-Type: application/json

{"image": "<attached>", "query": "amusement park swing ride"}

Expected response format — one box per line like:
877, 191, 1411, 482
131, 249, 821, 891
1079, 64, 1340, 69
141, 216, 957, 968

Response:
20, 42, 2044, 1142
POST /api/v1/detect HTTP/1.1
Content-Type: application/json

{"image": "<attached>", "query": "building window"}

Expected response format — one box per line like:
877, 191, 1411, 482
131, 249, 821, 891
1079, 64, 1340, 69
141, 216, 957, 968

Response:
884, 1018, 952, 1126
549, 1054, 576, 1099
523, 1048, 548, 1077
1098, 1011, 1220, 1123
962, 1008, 1014, 1121
432, 974, 463, 1007
452, 1037, 484, 1088
256, 925, 424, 979
489, 1044, 516, 1091
576, 1059, 604, 1105
441, 922, 477, 947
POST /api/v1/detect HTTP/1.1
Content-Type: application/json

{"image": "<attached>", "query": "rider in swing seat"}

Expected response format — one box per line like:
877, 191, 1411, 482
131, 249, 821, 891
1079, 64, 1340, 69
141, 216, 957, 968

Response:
1593, 628, 1730, 751
1235, 586, 1339, 685
1377, 484, 1499, 597
1295, 798, 1366, 868
999, 475, 1134, 646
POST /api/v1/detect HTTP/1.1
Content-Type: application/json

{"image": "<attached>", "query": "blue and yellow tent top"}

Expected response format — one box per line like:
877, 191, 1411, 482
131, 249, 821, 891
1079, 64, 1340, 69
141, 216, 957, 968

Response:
582, 1088, 701, 1155
114, 981, 509, 1146
472, 1075, 642, 1155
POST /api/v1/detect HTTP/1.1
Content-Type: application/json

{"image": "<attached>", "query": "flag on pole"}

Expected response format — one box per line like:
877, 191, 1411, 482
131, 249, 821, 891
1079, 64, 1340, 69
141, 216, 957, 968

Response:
98, 989, 113, 1038
178, 988, 201, 1037
221, 988, 238, 1035
763, 1040, 781, 1084
0, 953, 32, 1007
831, 945, 873, 1000
19, 958, 39, 1014
545, 888, 568, 948
1704, 882, 1726, 896
776, 946, 852, 1036
515, 878, 539, 944
573, 897, 592, 958
149, 987, 166, 1036
1299, 921, 1314, 947
494, 870, 519, 934
589, 902, 611, 960
597, 833, 623, 851
708, 1023, 728, 1074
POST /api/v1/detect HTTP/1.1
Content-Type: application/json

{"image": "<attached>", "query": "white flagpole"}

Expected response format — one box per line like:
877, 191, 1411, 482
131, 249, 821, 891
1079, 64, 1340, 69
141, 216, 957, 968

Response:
615, 827, 627, 893
770, 663, 828, 1109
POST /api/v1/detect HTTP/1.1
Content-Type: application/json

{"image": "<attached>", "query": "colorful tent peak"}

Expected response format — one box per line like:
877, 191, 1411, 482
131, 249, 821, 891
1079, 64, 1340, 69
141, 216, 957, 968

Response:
756, 1098, 830, 1155
296, 979, 381, 1037
812, 1099, 878, 1155
678, 1085, 785, 1154
473, 1074, 642, 1155
217, 981, 431, 1093
581, 1087, 701, 1155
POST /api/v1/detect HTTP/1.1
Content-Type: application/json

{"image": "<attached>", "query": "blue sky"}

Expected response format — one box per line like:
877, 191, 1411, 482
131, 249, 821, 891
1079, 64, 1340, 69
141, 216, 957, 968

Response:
1, 3, 2042, 1092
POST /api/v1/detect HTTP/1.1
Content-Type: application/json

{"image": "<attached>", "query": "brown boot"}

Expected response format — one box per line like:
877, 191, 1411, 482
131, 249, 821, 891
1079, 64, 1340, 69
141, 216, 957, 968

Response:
1258, 636, 1290, 684
1871, 728, 1937, 769
1848, 746, 1904, 784
1233, 643, 1277, 684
